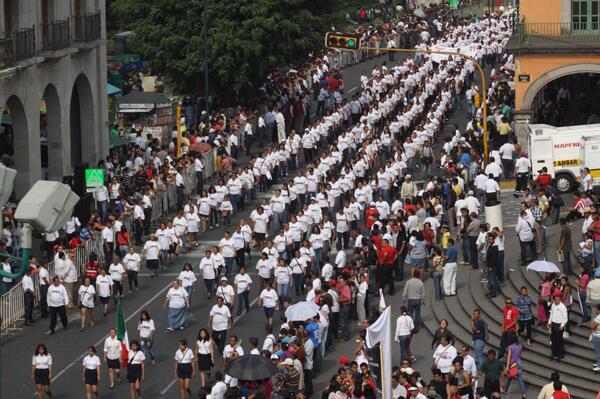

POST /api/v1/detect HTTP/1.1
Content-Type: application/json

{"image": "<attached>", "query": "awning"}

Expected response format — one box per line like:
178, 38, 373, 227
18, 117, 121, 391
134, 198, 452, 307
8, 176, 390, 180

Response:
108, 83, 122, 96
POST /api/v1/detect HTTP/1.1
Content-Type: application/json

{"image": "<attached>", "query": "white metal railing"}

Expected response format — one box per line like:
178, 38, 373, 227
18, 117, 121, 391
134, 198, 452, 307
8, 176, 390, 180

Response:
0, 232, 109, 332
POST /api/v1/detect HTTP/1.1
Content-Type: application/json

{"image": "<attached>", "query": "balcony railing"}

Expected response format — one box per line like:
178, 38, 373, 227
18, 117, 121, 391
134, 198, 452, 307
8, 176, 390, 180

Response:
514, 22, 600, 46
40, 20, 70, 51
73, 12, 101, 42
14, 27, 36, 60
0, 37, 15, 68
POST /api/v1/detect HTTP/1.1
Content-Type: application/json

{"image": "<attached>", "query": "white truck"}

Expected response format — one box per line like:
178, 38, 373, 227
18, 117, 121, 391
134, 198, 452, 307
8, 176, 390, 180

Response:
579, 135, 600, 190
528, 123, 600, 192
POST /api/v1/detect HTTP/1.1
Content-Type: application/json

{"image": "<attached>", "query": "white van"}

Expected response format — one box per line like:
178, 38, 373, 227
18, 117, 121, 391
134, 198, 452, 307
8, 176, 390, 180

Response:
528, 123, 600, 192
579, 135, 600, 189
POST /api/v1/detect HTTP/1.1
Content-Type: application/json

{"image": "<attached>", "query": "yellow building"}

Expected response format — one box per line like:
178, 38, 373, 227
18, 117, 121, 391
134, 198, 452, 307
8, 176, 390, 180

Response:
506, 0, 600, 148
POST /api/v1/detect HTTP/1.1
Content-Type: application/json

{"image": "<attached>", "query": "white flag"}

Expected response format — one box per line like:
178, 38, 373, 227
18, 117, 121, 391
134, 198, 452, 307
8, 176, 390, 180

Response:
379, 289, 386, 311
366, 306, 392, 399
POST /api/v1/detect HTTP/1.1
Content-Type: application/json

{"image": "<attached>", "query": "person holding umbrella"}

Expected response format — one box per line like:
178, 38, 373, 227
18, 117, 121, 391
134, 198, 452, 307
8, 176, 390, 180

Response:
174, 339, 195, 399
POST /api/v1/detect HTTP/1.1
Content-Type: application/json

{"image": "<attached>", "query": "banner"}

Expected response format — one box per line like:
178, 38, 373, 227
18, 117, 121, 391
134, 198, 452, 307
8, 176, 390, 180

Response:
366, 306, 392, 399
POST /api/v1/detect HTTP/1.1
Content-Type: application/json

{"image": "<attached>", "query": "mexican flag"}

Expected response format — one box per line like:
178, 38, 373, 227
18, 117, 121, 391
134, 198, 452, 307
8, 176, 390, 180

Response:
116, 300, 130, 368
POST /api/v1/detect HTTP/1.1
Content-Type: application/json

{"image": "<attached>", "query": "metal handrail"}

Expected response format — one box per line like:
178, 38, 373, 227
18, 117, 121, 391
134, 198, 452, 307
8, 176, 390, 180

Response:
514, 21, 600, 44
40, 20, 70, 51
73, 12, 101, 42
13, 27, 36, 60
0, 36, 15, 68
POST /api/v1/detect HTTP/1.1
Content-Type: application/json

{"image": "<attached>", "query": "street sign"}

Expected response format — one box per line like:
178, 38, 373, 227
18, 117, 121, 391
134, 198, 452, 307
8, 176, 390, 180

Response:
449, 0, 458, 9
85, 168, 104, 193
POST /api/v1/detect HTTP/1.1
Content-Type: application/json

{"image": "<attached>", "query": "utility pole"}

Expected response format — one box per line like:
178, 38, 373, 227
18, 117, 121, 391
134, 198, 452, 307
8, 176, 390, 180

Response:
203, 0, 209, 115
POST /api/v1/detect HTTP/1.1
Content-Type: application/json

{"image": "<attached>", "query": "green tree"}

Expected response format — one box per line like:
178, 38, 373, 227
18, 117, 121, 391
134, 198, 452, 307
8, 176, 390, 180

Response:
108, 0, 346, 103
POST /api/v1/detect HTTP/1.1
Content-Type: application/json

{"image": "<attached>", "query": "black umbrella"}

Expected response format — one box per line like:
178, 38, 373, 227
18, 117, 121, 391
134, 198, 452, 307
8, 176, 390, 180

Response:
224, 355, 277, 381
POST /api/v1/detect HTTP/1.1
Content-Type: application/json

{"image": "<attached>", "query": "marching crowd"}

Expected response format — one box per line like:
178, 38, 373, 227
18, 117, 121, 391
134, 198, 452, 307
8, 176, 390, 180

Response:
18, 6, 600, 399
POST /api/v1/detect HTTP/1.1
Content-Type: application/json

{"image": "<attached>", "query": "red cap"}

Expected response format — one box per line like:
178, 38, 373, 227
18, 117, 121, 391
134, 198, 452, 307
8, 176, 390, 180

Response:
338, 356, 350, 365
552, 289, 562, 297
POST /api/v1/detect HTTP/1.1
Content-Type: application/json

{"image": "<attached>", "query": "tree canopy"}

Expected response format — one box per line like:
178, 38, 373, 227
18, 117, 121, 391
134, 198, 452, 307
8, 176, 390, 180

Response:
108, 0, 347, 103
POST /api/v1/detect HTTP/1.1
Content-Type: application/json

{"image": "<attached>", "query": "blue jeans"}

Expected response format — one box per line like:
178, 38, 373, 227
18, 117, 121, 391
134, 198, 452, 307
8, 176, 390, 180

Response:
313, 248, 323, 272
398, 335, 410, 362
407, 299, 421, 330
504, 364, 526, 395
432, 271, 443, 301
140, 337, 155, 361
562, 249, 573, 276
473, 339, 486, 370
593, 335, 600, 367
224, 257, 235, 279
277, 283, 289, 303
97, 200, 108, 222
274, 212, 285, 231
461, 238, 470, 263
580, 291, 590, 323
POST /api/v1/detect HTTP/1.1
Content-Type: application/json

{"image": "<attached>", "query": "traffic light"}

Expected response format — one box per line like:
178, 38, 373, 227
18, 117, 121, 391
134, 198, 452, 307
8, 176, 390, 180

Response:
325, 32, 360, 50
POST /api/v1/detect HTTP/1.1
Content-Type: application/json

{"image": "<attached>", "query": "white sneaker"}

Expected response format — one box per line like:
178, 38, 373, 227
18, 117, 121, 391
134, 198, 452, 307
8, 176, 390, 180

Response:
593, 366, 600, 372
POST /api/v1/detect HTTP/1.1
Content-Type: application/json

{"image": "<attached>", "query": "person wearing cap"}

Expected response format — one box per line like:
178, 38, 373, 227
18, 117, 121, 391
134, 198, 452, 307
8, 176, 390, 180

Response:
216, 277, 236, 310
279, 358, 301, 397
547, 291, 568, 359
535, 167, 552, 191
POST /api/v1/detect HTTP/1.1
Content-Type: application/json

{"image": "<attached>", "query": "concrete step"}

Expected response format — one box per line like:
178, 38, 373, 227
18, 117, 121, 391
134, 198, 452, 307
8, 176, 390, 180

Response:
504, 261, 591, 343
459, 269, 600, 392
497, 269, 592, 350
423, 278, 595, 399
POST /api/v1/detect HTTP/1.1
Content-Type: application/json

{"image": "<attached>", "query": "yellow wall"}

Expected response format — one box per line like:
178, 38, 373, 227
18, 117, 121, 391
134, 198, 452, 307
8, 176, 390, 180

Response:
515, 54, 600, 110
519, 0, 562, 24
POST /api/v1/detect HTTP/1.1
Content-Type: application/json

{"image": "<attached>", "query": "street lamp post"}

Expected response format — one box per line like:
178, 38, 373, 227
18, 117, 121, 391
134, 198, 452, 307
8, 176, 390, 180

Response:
203, 0, 209, 115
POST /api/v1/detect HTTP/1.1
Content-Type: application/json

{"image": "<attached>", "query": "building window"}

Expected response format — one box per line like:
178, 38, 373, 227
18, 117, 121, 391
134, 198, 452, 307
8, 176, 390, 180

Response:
572, 0, 600, 32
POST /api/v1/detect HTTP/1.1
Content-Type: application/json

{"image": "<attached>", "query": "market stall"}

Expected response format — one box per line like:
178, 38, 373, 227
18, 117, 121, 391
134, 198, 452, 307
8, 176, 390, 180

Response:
116, 92, 173, 141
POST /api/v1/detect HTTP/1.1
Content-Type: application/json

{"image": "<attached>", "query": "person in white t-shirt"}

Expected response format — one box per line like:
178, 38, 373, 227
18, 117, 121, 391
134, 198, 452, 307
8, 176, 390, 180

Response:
164, 279, 190, 332
108, 257, 125, 300
77, 277, 96, 332
142, 235, 161, 278
250, 206, 270, 250
259, 283, 279, 327
83, 346, 101, 395
123, 246, 141, 293
199, 250, 218, 299
208, 297, 232, 354
233, 266, 252, 316
274, 259, 294, 304
177, 262, 197, 304
95, 267, 113, 317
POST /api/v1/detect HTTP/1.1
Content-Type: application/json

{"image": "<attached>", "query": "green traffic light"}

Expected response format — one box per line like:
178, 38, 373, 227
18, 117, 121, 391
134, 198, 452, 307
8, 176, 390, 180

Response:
347, 39, 356, 47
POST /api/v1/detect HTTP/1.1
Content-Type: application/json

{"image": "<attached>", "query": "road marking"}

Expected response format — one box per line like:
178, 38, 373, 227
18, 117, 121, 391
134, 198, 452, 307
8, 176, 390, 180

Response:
41, 281, 172, 390
348, 86, 358, 93
160, 379, 178, 395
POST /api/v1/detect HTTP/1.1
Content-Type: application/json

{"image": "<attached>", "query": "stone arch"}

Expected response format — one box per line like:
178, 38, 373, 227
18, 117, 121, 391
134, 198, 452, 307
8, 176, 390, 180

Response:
41, 83, 63, 179
521, 63, 600, 111
70, 73, 95, 167
3, 95, 30, 197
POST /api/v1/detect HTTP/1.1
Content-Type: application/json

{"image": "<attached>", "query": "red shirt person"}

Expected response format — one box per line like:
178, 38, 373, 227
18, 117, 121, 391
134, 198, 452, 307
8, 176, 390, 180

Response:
377, 239, 398, 295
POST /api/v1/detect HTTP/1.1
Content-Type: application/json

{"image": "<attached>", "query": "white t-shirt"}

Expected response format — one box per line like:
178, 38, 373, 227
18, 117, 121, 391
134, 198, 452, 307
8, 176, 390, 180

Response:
251, 211, 269, 234
123, 253, 141, 271
174, 348, 194, 364
234, 273, 252, 294
138, 319, 155, 339
32, 354, 53, 369
275, 266, 293, 285
128, 350, 145, 365
143, 241, 161, 260
210, 304, 231, 331
256, 259, 274, 279
82, 355, 101, 370
178, 270, 197, 288
78, 284, 96, 308
166, 287, 189, 309
260, 288, 279, 308
219, 238, 236, 258
200, 257, 217, 279
108, 263, 125, 282
95, 275, 113, 297
216, 285, 235, 304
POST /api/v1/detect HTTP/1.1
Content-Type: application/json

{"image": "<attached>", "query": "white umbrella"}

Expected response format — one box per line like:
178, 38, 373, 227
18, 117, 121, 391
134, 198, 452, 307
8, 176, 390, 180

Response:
526, 260, 560, 274
285, 301, 320, 322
